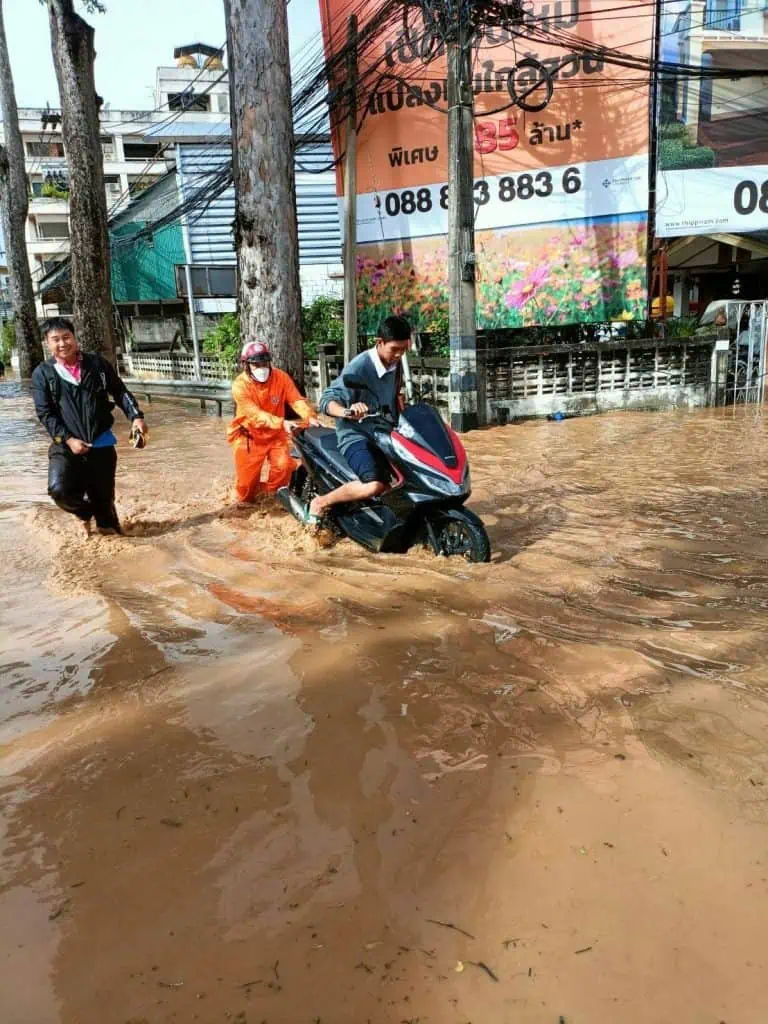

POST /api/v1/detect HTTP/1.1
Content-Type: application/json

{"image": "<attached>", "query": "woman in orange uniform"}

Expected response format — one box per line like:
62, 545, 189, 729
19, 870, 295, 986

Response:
227, 341, 318, 503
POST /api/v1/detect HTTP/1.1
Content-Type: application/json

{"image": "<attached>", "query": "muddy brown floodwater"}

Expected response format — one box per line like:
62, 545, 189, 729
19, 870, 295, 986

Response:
3, 379, 768, 1023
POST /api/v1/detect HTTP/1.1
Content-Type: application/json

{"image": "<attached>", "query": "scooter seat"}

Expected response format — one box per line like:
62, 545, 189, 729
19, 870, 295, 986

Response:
303, 426, 356, 480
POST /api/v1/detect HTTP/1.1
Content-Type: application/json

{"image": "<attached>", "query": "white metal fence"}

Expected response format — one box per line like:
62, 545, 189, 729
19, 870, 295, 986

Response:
122, 353, 236, 381
121, 337, 715, 421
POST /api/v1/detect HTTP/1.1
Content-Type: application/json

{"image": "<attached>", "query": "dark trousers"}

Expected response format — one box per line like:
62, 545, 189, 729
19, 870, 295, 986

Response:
48, 444, 120, 530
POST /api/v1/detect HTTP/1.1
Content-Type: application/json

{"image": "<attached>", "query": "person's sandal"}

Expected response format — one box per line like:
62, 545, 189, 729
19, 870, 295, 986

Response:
301, 505, 323, 529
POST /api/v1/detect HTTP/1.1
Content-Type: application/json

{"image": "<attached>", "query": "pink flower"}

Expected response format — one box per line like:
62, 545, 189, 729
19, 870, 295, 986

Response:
504, 263, 549, 310
615, 249, 637, 270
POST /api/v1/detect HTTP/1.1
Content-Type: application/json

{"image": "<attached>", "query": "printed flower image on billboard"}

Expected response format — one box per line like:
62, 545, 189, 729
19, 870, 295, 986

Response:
356, 215, 648, 334
320, 0, 654, 329
656, 0, 768, 236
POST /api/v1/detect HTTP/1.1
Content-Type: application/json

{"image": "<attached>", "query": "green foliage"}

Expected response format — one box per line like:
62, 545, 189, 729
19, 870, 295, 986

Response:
421, 307, 449, 357
659, 81, 678, 124
659, 121, 691, 143
0, 320, 15, 364
301, 296, 343, 358
663, 315, 699, 338
658, 124, 716, 171
202, 299, 348, 369
41, 181, 69, 199
202, 312, 240, 366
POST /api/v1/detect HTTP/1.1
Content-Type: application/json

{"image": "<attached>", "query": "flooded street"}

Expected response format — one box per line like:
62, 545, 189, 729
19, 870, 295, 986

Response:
4, 378, 768, 1023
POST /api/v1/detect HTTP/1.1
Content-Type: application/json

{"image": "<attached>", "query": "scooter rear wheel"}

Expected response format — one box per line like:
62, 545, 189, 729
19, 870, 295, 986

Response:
429, 508, 491, 563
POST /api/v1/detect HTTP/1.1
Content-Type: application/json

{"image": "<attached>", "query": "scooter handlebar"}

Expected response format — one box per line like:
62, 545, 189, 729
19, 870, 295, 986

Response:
341, 408, 393, 424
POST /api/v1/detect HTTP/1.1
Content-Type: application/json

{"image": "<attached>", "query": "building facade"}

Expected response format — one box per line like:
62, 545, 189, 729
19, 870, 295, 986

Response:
146, 123, 342, 318
1, 44, 229, 315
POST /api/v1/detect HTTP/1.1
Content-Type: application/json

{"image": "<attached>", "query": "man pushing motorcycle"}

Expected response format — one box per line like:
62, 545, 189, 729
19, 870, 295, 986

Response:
308, 315, 411, 522
228, 341, 319, 503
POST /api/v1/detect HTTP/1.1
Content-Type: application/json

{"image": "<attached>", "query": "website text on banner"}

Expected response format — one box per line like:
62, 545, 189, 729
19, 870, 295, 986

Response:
656, 0, 768, 238
320, 0, 654, 331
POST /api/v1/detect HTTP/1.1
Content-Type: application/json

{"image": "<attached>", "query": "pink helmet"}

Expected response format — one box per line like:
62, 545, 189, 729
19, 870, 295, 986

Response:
241, 341, 271, 363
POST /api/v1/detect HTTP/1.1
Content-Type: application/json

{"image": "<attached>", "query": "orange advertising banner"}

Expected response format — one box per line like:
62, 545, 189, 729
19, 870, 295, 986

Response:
320, 0, 654, 332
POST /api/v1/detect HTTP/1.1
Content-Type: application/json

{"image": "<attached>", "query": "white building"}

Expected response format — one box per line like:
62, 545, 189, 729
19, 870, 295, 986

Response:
673, 0, 768, 146
3, 43, 230, 315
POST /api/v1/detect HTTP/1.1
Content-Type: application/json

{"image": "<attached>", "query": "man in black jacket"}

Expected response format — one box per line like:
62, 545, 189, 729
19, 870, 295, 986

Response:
31, 317, 147, 535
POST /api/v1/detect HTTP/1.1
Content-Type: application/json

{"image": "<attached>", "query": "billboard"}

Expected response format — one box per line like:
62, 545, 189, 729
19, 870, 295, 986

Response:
320, 0, 654, 331
656, 1, 768, 237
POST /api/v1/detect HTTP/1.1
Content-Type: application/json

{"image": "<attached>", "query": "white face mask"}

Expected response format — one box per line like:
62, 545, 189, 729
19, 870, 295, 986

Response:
250, 365, 270, 383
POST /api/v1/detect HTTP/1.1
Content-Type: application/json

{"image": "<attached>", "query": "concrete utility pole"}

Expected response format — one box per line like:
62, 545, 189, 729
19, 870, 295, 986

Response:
342, 14, 358, 366
224, 0, 304, 386
446, 15, 478, 432
0, 0, 43, 377
47, 0, 117, 364
175, 144, 202, 380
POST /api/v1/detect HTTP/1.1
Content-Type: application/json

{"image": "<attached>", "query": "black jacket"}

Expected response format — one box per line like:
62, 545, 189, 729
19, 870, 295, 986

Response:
32, 354, 144, 445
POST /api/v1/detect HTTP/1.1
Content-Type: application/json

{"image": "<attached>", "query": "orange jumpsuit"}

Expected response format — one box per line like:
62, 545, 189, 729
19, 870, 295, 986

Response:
227, 369, 313, 502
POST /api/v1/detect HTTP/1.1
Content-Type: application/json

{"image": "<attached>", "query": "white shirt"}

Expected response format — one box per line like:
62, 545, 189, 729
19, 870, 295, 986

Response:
368, 346, 397, 379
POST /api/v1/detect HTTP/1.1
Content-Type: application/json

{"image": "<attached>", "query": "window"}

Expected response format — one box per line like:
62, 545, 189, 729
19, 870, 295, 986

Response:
26, 140, 65, 158
100, 135, 116, 159
176, 265, 236, 298
168, 91, 212, 112
123, 139, 164, 161
105, 175, 123, 204
704, 0, 741, 30
216, 94, 230, 114
208, 267, 236, 295
38, 221, 70, 240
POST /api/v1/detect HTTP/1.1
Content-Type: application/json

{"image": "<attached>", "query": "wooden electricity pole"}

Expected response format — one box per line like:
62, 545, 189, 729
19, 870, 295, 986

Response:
224, 0, 304, 385
446, 19, 478, 432
342, 14, 358, 365
47, 0, 117, 364
0, 0, 43, 377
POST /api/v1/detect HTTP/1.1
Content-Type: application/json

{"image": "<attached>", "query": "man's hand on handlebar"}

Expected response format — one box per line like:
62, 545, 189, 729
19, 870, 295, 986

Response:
343, 402, 369, 421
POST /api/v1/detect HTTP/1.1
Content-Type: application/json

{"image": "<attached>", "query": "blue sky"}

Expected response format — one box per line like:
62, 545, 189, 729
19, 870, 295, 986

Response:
4, 0, 323, 109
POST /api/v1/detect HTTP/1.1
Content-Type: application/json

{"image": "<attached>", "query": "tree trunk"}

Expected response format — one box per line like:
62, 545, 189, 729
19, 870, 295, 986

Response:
47, 0, 115, 364
224, 0, 304, 385
0, 2, 43, 378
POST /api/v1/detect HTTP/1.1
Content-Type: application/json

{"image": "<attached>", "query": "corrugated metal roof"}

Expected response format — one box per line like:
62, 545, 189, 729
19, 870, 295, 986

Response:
177, 140, 341, 266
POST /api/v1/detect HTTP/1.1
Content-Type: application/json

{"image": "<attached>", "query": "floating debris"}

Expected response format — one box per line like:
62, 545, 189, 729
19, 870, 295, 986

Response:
426, 918, 476, 940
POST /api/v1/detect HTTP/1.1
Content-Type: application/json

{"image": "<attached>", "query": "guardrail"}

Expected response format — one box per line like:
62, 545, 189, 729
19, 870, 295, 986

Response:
123, 377, 233, 416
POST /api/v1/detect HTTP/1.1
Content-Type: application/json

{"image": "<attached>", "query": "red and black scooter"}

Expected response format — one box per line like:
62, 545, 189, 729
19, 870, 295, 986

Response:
277, 376, 491, 562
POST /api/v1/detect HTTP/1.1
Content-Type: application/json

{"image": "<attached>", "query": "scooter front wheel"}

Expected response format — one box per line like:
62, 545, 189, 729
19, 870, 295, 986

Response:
428, 508, 491, 563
